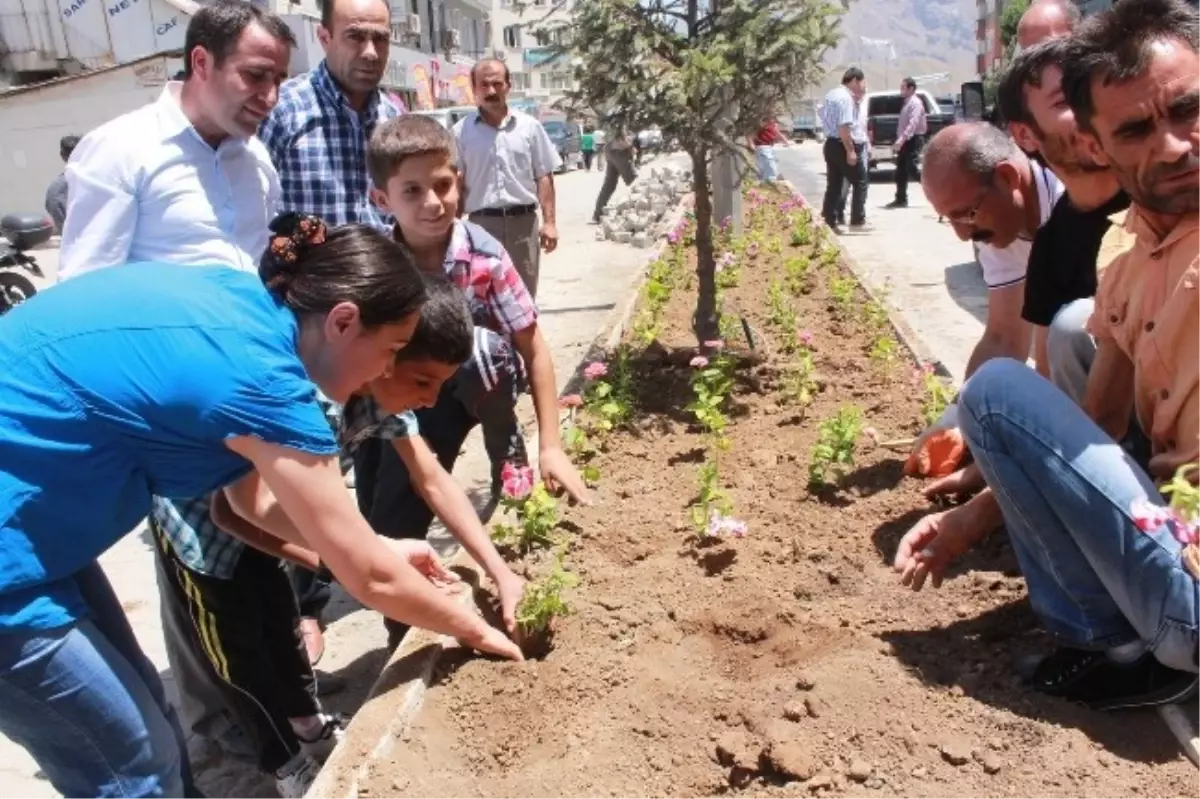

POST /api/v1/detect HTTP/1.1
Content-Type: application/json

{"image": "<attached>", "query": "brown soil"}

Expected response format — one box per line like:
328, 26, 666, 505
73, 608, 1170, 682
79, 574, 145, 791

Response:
363, 190, 1195, 798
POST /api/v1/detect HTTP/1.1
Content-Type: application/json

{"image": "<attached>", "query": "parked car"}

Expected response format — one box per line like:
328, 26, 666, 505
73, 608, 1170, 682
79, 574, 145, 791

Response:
542, 119, 582, 171
863, 90, 955, 172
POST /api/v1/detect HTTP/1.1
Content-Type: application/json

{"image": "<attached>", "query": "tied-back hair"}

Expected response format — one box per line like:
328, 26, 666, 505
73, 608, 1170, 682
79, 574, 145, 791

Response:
259, 213, 427, 328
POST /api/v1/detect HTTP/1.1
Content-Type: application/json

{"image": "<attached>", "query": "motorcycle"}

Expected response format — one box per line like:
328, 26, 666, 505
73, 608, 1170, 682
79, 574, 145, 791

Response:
0, 213, 51, 315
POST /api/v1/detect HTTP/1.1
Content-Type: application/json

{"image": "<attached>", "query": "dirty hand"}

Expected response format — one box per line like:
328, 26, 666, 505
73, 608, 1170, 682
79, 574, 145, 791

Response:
383, 539, 462, 590
1147, 453, 1199, 484
493, 568, 527, 634
540, 445, 592, 505
923, 462, 986, 499
540, 222, 559, 253
461, 621, 525, 661
893, 508, 981, 591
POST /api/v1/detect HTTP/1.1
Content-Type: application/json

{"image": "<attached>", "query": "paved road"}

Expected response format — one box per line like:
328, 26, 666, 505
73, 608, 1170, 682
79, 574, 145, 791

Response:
0, 157, 675, 798
775, 142, 986, 381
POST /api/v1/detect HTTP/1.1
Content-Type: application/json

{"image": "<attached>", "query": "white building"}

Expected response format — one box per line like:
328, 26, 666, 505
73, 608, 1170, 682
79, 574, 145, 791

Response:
488, 0, 575, 107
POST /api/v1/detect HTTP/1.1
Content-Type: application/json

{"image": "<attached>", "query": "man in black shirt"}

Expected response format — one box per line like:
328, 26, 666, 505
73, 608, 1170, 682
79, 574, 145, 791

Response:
998, 38, 1131, 404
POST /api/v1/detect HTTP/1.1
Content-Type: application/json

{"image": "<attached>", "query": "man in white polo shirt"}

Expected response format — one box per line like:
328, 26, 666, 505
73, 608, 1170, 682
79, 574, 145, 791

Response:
454, 58, 561, 298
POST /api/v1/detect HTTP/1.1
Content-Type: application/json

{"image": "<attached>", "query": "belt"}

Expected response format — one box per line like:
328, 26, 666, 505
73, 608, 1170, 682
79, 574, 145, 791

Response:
472, 204, 537, 218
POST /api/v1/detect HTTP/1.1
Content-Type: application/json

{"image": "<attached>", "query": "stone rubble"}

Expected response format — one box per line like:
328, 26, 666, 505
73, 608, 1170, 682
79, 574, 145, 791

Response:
595, 164, 693, 246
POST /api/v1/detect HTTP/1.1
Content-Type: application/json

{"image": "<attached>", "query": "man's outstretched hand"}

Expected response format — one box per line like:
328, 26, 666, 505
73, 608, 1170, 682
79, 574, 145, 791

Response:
923, 462, 986, 499
539, 445, 592, 505
893, 508, 985, 591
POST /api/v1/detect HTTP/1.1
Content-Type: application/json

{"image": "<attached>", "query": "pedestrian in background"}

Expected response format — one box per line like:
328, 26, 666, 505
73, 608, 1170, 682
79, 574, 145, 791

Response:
887, 76, 928, 209
581, 127, 596, 171
592, 126, 607, 171
819, 67, 870, 233
750, 116, 789, 182
44, 134, 79, 234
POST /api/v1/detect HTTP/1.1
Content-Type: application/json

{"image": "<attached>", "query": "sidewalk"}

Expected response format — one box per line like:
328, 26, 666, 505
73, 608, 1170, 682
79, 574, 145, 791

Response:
0, 156, 674, 798
776, 143, 986, 381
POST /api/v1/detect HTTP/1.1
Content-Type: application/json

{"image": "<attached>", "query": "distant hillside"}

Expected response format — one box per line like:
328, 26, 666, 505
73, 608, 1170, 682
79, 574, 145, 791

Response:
807, 0, 977, 99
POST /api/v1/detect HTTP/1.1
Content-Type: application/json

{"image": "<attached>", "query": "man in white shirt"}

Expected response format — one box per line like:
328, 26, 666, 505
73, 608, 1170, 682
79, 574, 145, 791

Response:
59, 1, 294, 280
56, 0, 297, 767
454, 58, 562, 298
922, 122, 1063, 381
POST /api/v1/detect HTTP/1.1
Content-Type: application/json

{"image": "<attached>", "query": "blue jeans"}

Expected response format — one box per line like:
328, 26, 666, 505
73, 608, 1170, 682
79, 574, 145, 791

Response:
960, 359, 1199, 672
0, 562, 195, 797
755, 145, 778, 181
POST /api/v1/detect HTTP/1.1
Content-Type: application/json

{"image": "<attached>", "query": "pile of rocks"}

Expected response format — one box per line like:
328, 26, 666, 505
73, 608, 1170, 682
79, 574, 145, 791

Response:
596, 163, 692, 248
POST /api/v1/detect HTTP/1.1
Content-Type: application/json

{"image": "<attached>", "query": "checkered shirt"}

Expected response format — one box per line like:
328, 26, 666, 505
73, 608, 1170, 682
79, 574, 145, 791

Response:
151, 395, 417, 579
258, 61, 400, 230
404, 218, 539, 337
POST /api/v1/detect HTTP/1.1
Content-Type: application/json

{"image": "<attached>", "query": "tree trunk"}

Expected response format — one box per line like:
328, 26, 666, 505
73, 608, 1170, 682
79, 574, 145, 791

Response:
691, 147, 720, 344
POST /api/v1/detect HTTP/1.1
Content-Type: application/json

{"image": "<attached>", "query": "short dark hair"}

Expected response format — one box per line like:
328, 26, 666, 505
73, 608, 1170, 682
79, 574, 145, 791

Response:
59, 135, 81, 160
902, 77, 917, 91
183, 0, 296, 80
367, 115, 455, 189
470, 57, 511, 87
842, 67, 864, 85
318, 0, 388, 31
1060, 0, 1199, 133
395, 276, 473, 365
259, 220, 426, 328
997, 38, 1067, 130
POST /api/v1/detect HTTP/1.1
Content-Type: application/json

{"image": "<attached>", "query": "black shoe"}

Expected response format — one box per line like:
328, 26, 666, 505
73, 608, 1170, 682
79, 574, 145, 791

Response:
885, 199, 908, 209
1027, 647, 1199, 711
313, 670, 347, 697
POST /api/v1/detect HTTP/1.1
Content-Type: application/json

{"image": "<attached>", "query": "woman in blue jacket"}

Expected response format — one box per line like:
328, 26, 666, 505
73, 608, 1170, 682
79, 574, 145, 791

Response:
0, 215, 519, 798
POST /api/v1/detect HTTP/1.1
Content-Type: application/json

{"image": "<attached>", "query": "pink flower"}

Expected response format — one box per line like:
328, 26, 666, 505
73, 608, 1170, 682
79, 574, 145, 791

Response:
707, 512, 748, 538
797, 329, 814, 347
690, 355, 709, 368
584, 361, 608, 381
704, 339, 724, 351
559, 393, 583, 408
719, 216, 732, 230
667, 231, 681, 245
1130, 498, 1172, 532
500, 462, 534, 500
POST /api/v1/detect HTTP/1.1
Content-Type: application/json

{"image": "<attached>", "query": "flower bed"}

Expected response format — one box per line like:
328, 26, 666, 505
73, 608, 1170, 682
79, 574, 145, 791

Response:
366, 186, 1194, 798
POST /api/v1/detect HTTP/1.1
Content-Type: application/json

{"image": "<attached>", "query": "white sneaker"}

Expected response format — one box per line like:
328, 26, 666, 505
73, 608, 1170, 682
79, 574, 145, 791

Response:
275, 753, 321, 798
297, 713, 347, 764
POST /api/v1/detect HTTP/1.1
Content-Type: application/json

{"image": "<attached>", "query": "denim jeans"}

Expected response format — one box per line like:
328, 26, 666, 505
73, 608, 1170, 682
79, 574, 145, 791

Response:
754, 145, 778, 182
960, 359, 1199, 672
0, 562, 194, 797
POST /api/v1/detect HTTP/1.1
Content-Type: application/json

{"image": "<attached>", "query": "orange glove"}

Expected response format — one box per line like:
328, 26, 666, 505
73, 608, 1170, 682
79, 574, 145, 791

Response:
903, 426, 966, 478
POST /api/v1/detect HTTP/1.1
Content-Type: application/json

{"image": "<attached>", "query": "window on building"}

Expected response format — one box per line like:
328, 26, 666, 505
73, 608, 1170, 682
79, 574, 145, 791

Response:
503, 24, 521, 47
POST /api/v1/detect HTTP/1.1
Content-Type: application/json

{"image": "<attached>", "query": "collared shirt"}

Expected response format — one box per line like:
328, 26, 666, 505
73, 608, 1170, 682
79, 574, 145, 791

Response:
153, 393, 419, 579
400, 218, 539, 336
897, 93, 928, 144
259, 61, 400, 230
1088, 207, 1198, 464
976, 160, 1065, 289
59, 83, 279, 281
820, 86, 867, 143
453, 109, 562, 214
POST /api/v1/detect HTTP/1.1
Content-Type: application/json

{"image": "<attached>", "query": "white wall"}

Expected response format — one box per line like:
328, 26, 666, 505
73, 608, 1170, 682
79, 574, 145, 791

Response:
0, 55, 177, 214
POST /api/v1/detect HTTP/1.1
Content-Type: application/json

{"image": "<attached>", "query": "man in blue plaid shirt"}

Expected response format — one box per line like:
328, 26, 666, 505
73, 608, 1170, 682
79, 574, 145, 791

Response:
258, 0, 399, 229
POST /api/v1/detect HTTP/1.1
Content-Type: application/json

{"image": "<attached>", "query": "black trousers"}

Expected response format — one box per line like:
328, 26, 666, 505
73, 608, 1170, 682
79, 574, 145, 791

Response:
894, 135, 924, 203
582, 150, 594, 170
821, 138, 867, 227
593, 146, 637, 218
292, 330, 527, 636
152, 522, 318, 774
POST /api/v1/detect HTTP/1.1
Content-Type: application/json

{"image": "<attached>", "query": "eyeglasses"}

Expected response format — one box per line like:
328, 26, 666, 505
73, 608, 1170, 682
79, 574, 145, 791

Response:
946, 185, 991, 227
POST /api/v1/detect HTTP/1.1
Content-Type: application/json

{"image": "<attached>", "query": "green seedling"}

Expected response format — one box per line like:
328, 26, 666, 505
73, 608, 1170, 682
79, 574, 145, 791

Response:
515, 555, 578, 636
829, 275, 856, 319
492, 481, 562, 554
868, 334, 899, 376
914, 363, 956, 426
809, 406, 864, 488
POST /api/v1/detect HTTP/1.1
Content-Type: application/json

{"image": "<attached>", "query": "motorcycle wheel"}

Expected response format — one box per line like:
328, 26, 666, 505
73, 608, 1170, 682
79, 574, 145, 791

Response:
0, 271, 37, 315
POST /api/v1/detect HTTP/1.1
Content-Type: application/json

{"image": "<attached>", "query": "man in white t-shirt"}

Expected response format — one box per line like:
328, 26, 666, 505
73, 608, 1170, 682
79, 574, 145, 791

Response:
922, 122, 1063, 380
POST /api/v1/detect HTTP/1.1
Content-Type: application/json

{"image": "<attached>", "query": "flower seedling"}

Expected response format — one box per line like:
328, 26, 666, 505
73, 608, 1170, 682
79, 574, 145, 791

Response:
914, 363, 956, 426
690, 459, 732, 535
868, 334, 899, 377
515, 555, 579, 655
790, 212, 813, 247
716, 251, 740, 289
686, 344, 734, 444
829, 275, 856, 319
582, 351, 635, 433
809, 406, 864, 488
491, 466, 562, 554
766, 279, 799, 351
781, 344, 819, 409
784, 255, 812, 295
1133, 464, 1199, 577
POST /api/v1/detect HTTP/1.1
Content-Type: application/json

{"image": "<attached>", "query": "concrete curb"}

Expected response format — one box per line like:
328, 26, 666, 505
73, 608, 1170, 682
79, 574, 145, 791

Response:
305, 187, 695, 799
778, 180, 955, 383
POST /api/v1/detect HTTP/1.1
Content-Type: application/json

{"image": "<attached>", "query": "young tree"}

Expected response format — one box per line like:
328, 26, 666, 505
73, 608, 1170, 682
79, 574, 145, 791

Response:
549, 0, 842, 343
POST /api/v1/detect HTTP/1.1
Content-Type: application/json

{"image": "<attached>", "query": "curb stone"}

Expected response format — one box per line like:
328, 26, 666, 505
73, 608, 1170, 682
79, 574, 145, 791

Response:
305, 187, 696, 799
777, 180, 954, 383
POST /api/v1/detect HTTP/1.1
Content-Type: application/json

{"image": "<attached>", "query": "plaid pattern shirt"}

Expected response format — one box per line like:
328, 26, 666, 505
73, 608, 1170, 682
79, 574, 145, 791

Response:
404, 218, 539, 337
258, 61, 400, 230
151, 395, 417, 579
